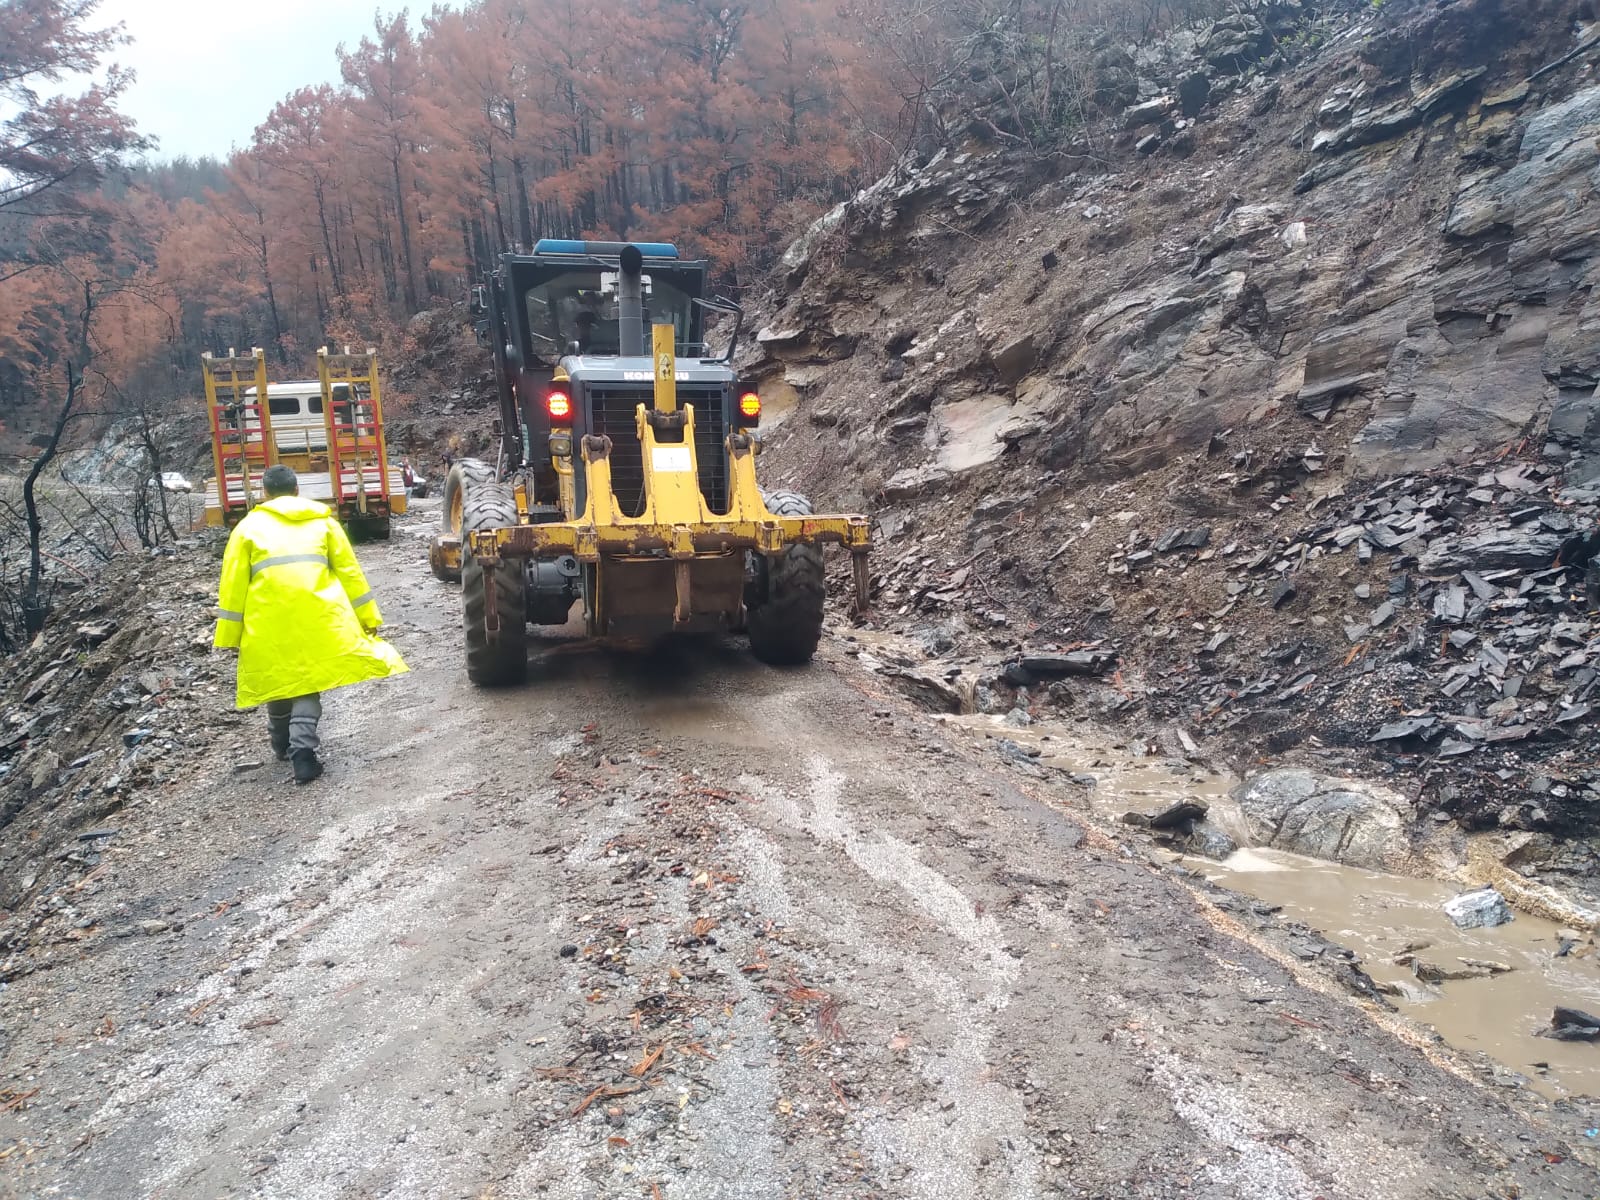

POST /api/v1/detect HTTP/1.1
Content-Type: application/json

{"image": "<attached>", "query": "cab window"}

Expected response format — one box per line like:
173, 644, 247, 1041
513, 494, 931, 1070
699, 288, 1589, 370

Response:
524, 269, 696, 357
268, 397, 300, 417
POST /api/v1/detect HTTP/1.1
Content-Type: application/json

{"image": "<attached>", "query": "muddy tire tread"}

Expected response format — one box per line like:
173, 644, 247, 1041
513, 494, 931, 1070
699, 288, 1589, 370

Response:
437, 458, 495, 583
747, 490, 825, 666
442, 457, 496, 537
462, 482, 527, 686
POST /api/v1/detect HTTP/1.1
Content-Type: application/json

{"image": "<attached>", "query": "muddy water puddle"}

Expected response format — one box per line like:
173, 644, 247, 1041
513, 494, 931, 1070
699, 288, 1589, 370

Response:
636, 696, 774, 748
1211, 848, 1600, 1097
941, 714, 1600, 1098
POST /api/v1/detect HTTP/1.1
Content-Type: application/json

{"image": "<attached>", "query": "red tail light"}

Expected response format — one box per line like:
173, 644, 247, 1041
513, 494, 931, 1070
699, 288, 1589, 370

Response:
736, 389, 761, 425
546, 391, 572, 422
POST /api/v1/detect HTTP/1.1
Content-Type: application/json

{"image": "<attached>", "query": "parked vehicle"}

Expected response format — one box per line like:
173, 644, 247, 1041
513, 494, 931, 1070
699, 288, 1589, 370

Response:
200, 347, 407, 539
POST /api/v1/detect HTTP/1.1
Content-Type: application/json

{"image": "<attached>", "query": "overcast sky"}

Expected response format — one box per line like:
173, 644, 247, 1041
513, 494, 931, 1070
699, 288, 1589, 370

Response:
95, 0, 410, 161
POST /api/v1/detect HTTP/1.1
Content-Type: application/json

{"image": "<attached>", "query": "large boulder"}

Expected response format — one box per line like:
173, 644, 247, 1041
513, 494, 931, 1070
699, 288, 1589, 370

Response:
1091, 44, 1139, 112
1235, 769, 1407, 870
988, 331, 1040, 385
1199, 12, 1271, 73
1417, 528, 1565, 574
881, 463, 954, 502
1123, 96, 1175, 129
1178, 72, 1211, 119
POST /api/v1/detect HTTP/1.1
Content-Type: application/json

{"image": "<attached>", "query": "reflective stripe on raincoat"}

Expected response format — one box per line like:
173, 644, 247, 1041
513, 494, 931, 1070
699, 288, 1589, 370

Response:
213, 495, 408, 708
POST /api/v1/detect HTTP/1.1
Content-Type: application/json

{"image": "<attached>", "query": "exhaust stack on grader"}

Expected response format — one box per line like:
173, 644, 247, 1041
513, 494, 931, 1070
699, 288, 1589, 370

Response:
430, 240, 870, 683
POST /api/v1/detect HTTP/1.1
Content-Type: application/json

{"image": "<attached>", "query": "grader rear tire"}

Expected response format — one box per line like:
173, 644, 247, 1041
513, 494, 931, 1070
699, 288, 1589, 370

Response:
462, 482, 528, 686
747, 490, 826, 666
437, 457, 495, 583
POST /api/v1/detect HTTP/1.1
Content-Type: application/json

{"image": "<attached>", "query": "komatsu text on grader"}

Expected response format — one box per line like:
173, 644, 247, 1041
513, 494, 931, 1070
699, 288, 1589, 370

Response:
429, 240, 870, 684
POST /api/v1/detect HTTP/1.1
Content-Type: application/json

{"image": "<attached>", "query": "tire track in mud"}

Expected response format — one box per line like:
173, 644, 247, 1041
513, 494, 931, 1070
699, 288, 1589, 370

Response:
737, 757, 1042, 1200
503, 736, 848, 1200
495, 705, 1013, 1199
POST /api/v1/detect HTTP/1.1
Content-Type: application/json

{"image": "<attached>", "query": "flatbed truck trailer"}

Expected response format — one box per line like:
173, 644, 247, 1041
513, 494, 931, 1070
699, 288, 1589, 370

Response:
200, 346, 406, 538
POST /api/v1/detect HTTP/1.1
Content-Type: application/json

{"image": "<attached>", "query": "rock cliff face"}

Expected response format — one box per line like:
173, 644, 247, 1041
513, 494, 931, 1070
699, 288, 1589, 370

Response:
746, 0, 1600, 860
751, 0, 1600, 491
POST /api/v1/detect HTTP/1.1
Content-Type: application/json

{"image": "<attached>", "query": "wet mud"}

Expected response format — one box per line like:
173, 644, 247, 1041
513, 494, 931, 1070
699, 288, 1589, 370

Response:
3, 516, 1600, 1198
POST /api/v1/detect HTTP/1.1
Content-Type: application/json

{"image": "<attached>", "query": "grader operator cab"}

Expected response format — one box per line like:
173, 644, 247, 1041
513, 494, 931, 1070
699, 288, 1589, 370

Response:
429, 240, 870, 684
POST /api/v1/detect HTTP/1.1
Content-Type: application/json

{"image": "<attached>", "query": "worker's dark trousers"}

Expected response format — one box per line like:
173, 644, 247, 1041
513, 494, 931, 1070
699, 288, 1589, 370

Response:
266, 694, 321, 753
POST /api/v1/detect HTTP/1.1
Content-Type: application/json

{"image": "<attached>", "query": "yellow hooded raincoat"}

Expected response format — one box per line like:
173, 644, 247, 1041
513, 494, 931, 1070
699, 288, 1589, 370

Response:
213, 496, 408, 708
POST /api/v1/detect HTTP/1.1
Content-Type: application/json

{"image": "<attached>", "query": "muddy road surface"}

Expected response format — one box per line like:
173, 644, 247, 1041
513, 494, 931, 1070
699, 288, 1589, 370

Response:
4, 521, 1599, 1199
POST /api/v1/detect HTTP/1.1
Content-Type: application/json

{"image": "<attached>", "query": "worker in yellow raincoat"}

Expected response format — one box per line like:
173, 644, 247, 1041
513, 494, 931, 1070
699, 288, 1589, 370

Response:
213, 465, 407, 783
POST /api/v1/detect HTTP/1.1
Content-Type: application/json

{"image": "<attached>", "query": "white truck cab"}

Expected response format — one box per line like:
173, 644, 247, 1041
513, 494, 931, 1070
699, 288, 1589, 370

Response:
246, 382, 329, 456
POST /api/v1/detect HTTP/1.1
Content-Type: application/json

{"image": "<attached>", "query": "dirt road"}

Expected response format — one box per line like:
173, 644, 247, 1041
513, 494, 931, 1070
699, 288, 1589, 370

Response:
4, 517, 1599, 1199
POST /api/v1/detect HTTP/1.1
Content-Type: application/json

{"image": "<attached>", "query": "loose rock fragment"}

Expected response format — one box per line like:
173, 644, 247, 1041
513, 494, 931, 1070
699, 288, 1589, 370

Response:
1149, 800, 1209, 831
1443, 888, 1513, 930
1018, 650, 1117, 676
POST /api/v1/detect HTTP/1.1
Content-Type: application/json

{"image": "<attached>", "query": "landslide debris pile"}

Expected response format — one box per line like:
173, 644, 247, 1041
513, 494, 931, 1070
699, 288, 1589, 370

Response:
0, 542, 234, 982
830, 448, 1600, 833
749, 0, 1600, 840
1123, 456, 1600, 834
381, 303, 499, 478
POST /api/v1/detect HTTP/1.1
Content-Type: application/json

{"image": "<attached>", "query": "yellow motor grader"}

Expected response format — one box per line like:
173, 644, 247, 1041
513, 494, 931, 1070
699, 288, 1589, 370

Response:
429, 240, 869, 683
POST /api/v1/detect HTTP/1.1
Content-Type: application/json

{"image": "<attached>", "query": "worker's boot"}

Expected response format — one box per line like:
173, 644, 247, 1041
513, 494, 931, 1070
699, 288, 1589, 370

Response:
270, 725, 290, 762
291, 749, 324, 785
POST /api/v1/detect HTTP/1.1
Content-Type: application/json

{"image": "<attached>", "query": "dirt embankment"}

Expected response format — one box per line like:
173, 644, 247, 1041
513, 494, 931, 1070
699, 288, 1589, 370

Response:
746, 0, 1600, 878
3, 514, 1600, 1198
0, 537, 223, 925
383, 304, 499, 483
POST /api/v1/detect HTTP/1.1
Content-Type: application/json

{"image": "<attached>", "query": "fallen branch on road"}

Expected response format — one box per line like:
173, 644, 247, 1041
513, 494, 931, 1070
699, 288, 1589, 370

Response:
627, 1045, 664, 1077
0, 1087, 40, 1113
571, 1080, 647, 1117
